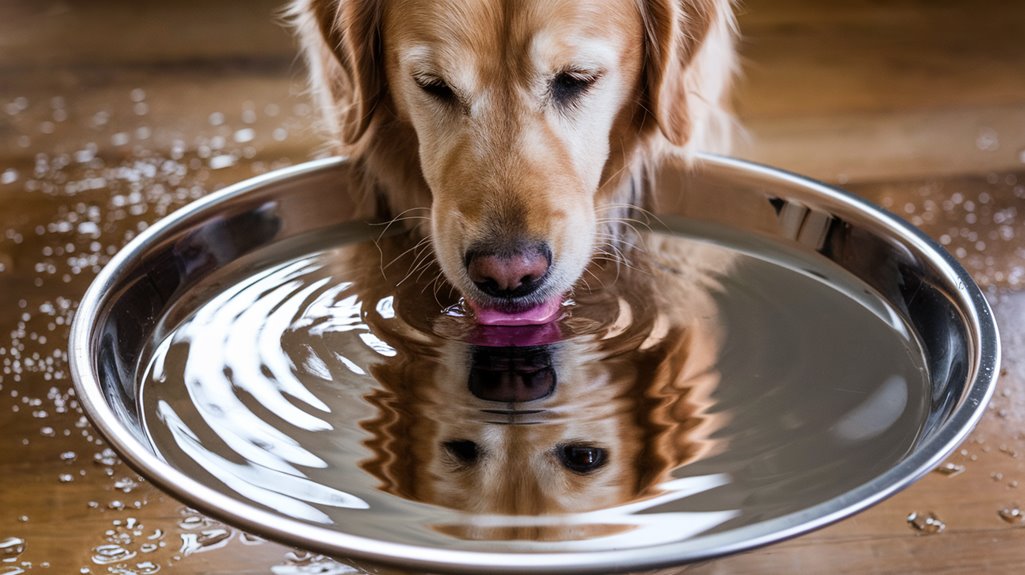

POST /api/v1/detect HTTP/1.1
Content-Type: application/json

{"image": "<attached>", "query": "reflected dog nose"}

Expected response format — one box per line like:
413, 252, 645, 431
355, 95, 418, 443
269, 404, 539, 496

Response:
469, 345, 557, 403
465, 242, 551, 298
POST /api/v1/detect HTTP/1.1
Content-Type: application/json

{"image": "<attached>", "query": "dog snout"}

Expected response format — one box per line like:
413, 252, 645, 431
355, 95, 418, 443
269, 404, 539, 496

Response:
465, 242, 552, 299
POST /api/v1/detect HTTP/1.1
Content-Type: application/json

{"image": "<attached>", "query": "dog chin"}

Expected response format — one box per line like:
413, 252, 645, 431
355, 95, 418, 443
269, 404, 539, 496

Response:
467, 295, 565, 326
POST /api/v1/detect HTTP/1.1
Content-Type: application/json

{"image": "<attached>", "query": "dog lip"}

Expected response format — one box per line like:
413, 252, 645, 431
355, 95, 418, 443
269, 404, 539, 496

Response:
469, 296, 564, 326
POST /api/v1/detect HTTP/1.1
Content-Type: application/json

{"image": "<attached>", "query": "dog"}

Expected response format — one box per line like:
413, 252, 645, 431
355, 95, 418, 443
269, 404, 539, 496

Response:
290, 0, 737, 325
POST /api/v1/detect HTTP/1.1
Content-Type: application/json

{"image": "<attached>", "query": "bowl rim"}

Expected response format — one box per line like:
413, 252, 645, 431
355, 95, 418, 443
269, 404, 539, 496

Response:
69, 154, 1000, 574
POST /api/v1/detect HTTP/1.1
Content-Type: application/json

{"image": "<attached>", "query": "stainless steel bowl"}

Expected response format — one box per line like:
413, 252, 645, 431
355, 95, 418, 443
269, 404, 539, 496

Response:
70, 155, 1000, 573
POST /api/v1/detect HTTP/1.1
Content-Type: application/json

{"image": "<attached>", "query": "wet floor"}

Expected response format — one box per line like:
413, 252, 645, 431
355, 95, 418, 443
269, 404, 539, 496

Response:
1, 0, 1024, 573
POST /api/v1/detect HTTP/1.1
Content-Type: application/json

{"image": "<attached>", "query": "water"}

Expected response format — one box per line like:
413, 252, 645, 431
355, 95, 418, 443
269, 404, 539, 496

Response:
906, 511, 946, 535
135, 222, 930, 552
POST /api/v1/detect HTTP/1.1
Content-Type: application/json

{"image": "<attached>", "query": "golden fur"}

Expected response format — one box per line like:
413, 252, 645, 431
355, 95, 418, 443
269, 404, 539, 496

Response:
290, 0, 737, 314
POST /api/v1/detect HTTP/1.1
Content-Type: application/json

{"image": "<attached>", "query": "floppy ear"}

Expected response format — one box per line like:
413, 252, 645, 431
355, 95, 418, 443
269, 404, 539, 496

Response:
642, 0, 733, 149
304, 0, 383, 146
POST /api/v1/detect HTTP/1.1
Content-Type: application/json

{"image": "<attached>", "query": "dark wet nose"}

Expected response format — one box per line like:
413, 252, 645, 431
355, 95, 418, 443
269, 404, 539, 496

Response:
469, 345, 557, 403
465, 242, 551, 298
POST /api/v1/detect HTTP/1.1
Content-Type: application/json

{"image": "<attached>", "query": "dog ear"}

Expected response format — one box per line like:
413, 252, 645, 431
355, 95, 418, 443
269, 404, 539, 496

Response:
642, 0, 732, 148
307, 0, 383, 146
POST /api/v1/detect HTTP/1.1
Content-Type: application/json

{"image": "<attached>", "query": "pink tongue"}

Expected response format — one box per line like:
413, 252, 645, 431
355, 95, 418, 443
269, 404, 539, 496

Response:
470, 297, 563, 326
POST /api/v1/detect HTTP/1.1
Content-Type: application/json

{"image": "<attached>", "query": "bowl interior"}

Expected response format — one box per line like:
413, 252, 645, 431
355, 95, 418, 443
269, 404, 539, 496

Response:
71, 156, 998, 574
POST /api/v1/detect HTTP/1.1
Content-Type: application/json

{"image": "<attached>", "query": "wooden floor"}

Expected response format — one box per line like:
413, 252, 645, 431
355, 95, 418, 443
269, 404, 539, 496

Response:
0, 1, 1023, 573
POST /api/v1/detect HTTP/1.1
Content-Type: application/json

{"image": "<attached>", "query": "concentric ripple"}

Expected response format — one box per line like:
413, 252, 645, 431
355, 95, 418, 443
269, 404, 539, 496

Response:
139, 226, 929, 550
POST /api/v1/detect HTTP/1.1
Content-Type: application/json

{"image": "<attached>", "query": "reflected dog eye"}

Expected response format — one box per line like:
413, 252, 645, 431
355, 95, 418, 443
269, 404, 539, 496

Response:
557, 443, 608, 474
443, 439, 481, 465
550, 70, 600, 108
414, 75, 458, 104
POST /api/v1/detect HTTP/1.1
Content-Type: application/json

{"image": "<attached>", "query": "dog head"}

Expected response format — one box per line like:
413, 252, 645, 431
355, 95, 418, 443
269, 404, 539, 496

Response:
296, 0, 735, 323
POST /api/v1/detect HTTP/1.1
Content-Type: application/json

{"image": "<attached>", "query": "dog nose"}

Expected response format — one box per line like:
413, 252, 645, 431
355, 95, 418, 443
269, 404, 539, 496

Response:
466, 243, 551, 298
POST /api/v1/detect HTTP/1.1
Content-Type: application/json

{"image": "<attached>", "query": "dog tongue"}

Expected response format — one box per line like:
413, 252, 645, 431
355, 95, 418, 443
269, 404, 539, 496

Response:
470, 297, 563, 326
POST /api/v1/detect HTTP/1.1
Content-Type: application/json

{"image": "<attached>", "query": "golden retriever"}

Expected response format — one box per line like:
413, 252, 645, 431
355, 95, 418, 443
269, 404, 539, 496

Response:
290, 0, 737, 325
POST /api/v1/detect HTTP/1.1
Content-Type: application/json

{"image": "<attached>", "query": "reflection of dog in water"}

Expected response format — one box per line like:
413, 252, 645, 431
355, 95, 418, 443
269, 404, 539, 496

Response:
338, 233, 732, 541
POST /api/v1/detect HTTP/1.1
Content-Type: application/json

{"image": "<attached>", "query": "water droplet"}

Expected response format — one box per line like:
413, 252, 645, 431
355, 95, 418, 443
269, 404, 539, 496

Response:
177, 515, 205, 530
58, 473, 74, 483
999, 505, 1025, 525
934, 462, 965, 477
274, 553, 357, 574
91, 544, 136, 565
976, 128, 1000, 151
907, 511, 945, 534
208, 154, 236, 170
179, 528, 232, 556
93, 448, 118, 466
114, 477, 139, 493
285, 550, 314, 565
238, 532, 264, 546
233, 128, 255, 143
134, 560, 161, 574
108, 500, 125, 511
0, 537, 26, 560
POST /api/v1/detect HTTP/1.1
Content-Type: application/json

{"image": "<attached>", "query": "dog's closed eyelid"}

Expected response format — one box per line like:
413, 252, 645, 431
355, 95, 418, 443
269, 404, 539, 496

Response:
412, 74, 462, 106
547, 69, 603, 109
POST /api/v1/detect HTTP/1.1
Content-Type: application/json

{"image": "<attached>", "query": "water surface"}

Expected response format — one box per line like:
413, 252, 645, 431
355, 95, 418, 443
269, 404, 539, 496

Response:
139, 223, 929, 551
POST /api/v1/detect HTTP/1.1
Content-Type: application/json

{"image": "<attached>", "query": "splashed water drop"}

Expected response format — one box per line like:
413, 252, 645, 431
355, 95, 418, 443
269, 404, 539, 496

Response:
933, 462, 966, 477
179, 528, 232, 556
271, 553, 361, 575
133, 560, 161, 574
0, 537, 26, 561
91, 544, 136, 565
999, 505, 1025, 525
113, 477, 139, 493
976, 128, 999, 151
907, 511, 945, 534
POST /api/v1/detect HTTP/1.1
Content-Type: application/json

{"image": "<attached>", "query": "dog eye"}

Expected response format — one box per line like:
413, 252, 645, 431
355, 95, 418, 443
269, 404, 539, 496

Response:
557, 443, 608, 474
550, 71, 599, 107
415, 76, 458, 104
